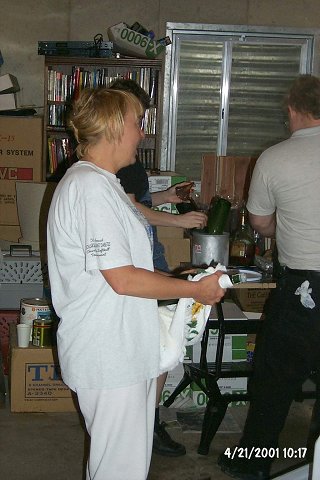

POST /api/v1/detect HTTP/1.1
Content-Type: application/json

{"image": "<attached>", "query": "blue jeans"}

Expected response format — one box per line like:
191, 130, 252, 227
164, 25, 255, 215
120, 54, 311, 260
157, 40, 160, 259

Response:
153, 238, 169, 272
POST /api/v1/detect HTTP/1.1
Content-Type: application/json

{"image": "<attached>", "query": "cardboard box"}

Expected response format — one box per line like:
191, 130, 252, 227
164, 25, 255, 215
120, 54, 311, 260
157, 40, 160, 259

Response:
164, 363, 185, 388
191, 379, 248, 408
191, 302, 248, 363
108, 23, 166, 59
157, 226, 184, 239
192, 332, 247, 364
9, 325, 78, 412
0, 225, 21, 242
0, 116, 43, 225
231, 288, 271, 313
160, 385, 191, 407
0, 310, 19, 375
160, 237, 190, 270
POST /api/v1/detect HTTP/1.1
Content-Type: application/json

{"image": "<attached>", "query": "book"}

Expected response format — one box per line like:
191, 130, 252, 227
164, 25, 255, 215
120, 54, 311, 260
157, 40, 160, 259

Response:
0, 73, 20, 94
0, 92, 17, 111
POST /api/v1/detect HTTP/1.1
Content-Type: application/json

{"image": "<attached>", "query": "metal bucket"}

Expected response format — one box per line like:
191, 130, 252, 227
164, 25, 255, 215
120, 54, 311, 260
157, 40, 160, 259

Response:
191, 230, 230, 267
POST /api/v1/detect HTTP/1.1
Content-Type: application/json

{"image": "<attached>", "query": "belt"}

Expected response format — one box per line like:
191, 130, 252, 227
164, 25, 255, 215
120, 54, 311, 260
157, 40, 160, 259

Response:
280, 266, 320, 278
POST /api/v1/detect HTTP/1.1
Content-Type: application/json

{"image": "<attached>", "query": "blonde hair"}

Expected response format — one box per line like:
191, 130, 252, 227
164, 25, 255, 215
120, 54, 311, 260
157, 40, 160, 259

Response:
69, 87, 144, 159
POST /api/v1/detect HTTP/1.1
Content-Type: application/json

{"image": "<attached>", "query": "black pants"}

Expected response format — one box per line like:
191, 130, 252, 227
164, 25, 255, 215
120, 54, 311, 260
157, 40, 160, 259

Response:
240, 268, 320, 452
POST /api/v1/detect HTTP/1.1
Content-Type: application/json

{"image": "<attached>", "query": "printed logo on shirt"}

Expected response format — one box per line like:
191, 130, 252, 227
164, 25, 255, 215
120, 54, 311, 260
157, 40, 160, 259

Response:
86, 238, 111, 257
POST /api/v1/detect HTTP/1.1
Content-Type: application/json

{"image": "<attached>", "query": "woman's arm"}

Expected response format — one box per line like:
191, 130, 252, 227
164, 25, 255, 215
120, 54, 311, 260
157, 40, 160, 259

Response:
101, 266, 225, 306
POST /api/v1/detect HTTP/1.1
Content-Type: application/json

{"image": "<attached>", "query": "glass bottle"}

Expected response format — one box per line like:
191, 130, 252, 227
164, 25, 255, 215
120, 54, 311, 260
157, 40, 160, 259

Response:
218, 272, 247, 288
229, 206, 255, 266
207, 196, 231, 235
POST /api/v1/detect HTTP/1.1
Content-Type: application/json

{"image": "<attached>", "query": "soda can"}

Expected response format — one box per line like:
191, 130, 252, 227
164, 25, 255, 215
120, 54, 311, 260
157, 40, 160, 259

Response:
32, 318, 53, 347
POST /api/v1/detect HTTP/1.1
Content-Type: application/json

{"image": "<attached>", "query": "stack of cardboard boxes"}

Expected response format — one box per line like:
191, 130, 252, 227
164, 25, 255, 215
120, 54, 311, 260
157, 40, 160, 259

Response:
0, 116, 44, 395
0, 116, 43, 244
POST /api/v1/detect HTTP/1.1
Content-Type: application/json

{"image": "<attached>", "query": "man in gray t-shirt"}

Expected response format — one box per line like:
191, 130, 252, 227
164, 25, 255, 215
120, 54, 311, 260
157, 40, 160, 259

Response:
218, 75, 320, 479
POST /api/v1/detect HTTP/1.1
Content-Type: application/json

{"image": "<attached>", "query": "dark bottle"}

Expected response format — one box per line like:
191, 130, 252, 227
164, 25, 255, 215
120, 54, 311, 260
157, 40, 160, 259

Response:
207, 196, 231, 235
175, 182, 195, 201
229, 206, 255, 266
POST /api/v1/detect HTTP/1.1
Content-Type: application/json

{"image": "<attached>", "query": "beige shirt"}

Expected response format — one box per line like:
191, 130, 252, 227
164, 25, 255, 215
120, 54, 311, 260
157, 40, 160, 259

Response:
247, 126, 320, 270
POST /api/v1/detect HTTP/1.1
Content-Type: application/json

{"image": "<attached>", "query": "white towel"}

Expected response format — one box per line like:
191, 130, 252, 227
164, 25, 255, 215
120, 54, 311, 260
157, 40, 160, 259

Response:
158, 265, 226, 374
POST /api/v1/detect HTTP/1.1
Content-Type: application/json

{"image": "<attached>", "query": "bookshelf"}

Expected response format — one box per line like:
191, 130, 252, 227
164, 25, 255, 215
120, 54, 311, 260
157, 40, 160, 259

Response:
42, 56, 163, 181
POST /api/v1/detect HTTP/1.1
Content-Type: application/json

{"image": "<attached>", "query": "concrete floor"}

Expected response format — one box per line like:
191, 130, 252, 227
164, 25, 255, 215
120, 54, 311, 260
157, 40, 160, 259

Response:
0, 382, 315, 480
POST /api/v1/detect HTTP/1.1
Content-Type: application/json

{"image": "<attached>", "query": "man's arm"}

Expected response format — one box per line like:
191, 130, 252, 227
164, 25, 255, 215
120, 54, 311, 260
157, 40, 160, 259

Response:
249, 212, 276, 238
127, 193, 207, 229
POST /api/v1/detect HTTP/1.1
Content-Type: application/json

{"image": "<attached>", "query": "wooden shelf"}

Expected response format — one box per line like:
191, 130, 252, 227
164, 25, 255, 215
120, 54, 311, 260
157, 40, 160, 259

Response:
42, 55, 163, 181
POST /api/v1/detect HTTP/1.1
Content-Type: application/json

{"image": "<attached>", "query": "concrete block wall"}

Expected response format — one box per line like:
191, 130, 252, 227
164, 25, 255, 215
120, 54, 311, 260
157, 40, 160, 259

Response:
1, 0, 320, 111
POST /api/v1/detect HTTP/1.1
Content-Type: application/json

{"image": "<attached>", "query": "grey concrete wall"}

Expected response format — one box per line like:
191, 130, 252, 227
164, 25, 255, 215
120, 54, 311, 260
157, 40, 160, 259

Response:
1, 0, 320, 109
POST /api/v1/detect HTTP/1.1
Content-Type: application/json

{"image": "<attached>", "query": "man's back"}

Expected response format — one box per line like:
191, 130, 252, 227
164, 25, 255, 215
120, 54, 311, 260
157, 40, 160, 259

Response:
247, 125, 320, 269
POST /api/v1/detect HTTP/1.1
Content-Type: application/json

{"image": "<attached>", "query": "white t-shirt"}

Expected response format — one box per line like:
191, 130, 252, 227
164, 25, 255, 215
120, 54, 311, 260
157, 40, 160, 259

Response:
247, 126, 320, 270
47, 161, 160, 390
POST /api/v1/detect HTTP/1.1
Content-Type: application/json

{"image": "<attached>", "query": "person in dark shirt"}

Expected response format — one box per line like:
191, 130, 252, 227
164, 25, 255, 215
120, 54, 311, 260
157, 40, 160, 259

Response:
112, 78, 207, 457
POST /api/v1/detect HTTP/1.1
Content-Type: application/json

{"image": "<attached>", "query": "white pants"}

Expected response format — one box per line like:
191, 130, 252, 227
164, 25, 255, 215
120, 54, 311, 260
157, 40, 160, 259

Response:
76, 378, 157, 480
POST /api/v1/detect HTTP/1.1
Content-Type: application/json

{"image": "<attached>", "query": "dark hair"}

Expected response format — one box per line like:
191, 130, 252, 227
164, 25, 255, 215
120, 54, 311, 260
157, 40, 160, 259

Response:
109, 78, 151, 110
285, 74, 320, 119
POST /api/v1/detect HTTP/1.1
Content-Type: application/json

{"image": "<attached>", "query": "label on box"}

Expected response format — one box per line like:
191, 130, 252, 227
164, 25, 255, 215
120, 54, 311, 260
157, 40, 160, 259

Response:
191, 377, 248, 408
24, 362, 71, 400
148, 174, 186, 193
192, 332, 247, 363
160, 386, 191, 406
192, 388, 248, 408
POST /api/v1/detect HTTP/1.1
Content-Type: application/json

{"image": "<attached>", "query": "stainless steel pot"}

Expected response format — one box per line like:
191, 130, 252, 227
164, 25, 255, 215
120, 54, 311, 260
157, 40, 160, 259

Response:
191, 230, 229, 267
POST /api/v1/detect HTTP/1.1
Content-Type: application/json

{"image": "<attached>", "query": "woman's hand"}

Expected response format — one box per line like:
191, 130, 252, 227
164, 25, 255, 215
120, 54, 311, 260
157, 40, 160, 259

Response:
193, 271, 226, 305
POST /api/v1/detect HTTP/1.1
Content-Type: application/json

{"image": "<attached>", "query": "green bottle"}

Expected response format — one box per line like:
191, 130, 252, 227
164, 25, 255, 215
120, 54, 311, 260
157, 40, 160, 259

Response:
207, 196, 231, 235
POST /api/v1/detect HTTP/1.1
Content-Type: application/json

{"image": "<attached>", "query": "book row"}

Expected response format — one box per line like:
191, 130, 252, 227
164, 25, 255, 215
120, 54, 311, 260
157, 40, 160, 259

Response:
137, 148, 156, 170
47, 136, 74, 175
47, 66, 159, 104
47, 136, 156, 175
47, 103, 157, 134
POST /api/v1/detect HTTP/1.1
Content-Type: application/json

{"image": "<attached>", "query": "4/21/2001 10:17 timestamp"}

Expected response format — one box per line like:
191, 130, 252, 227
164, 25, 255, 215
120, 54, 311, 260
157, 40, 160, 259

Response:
223, 446, 308, 460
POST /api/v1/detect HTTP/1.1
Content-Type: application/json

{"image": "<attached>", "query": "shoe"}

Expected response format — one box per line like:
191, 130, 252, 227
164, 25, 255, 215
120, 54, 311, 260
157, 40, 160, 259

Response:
218, 452, 270, 480
153, 421, 186, 457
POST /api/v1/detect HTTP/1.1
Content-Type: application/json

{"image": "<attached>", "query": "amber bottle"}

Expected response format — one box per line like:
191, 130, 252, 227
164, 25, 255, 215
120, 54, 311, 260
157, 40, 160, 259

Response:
229, 206, 255, 266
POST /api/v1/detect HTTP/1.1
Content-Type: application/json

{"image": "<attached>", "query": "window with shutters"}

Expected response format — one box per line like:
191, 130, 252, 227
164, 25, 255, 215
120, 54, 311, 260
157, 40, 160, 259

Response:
160, 23, 317, 180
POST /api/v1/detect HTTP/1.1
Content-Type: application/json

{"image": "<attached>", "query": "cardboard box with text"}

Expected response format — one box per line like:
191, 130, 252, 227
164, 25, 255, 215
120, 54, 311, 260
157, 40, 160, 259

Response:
0, 116, 43, 226
9, 324, 77, 413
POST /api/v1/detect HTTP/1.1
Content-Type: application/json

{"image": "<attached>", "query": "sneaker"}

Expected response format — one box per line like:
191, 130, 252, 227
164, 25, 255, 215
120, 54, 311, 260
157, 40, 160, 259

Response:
153, 421, 186, 457
218, 452, 270, 480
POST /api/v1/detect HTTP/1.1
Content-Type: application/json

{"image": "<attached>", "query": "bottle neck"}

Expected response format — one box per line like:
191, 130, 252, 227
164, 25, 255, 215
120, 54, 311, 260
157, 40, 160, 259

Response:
239, 208, 248, 229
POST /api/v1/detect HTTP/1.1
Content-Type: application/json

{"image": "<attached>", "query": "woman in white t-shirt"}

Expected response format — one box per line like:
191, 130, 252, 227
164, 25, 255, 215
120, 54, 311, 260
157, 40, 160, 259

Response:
47, 87, 225, 480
